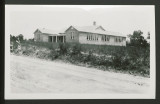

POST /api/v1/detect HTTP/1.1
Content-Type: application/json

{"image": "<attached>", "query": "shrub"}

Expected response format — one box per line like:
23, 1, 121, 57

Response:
84, 51, 94, 62
49, 49, 60, 60
22, 49, 34, 56
16, 40, 150, 76
111, 47, 127, 69
70, 43, 82, 56
36, 50, 50, 59
58, 43, 69, 55
109, 46, 150, 76
90, 55, 112, 67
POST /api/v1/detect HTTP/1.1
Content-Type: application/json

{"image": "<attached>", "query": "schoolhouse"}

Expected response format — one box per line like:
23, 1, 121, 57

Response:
34, 22, 126, 46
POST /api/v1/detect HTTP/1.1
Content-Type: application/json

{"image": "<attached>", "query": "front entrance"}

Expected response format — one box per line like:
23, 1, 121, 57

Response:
57, 36, 63, 43
48, 36, 66, 43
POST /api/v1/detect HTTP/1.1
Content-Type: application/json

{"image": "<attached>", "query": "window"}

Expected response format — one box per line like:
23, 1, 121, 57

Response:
104, 36, 106, 41
101, 35, 109, 42
115, 37, 117, 42
87, 34, 99, 41
117, 37, 123, 42
115, 37, 122, 42
71, 32, 72, 39
107, 36, 110, 41
119, 38, 121, 42
71, 32, 74, 39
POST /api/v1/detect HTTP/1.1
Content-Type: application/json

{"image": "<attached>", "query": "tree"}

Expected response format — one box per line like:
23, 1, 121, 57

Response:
10, 34, 19, 49
28, 38, 34, 42
128, 30, 148, 48
10, 34, 18, 42
147, 32, 150, 39
147, 32, 150, 44
17, 34, 24, 42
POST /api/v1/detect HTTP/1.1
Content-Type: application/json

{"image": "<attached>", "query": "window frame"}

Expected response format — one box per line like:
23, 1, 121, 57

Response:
71, 32, 74, 40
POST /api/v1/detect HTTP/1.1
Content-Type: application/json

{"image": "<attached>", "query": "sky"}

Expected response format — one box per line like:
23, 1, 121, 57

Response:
5, 5, 155, 39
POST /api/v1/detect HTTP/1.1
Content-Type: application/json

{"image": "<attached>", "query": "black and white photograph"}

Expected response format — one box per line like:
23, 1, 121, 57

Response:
5, 5, 155, 99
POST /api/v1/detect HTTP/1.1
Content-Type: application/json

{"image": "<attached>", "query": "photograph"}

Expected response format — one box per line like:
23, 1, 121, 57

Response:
5, 5, 155, 99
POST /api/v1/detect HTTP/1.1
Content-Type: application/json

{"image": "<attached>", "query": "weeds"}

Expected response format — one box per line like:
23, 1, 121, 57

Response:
14, 40, 150, 77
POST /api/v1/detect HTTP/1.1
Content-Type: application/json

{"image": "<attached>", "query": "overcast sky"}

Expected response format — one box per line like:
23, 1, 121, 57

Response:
5, 5, 155, 39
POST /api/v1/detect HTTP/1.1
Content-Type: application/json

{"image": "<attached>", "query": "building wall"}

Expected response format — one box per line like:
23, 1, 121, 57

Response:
40, 33, 49, 42
111, 36, 126, 46
79, 32, 126, 46
65, 27, 79, 43
34, 31, 41, 41
34, 31, 48, 42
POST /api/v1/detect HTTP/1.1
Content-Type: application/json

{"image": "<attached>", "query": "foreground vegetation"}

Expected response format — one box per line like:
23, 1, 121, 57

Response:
11, 41, 149, 77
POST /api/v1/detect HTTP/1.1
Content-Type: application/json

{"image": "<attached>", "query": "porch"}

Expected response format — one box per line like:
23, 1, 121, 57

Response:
48, 36, 66, 43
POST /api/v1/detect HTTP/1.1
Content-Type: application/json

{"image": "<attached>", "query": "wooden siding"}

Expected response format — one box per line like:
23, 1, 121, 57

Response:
79, 32, 126, 46
40, 34, 49, 42
65, 27, 79, 43
34, 31, 48, 42
34, 31, 41, 41
34, 27, 126, 46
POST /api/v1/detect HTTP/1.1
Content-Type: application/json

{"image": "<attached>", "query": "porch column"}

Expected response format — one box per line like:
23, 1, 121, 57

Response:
56, 36, 57, 43
52, 36, 53, 42
63, 36, 64, 43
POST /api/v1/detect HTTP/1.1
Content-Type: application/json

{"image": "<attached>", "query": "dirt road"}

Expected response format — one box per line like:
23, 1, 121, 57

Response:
10, 54, 150, 93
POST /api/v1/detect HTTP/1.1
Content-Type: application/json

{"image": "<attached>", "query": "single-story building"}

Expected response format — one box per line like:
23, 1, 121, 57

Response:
34, 22, 126, 46
34, 28, 65, 43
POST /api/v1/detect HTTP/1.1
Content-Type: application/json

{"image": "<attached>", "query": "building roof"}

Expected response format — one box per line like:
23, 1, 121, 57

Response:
73, 25, 104, 32
36, 28, 58, 35
35, 28, 66, 36
34, 23, 125, 37
71, 25, 125, 37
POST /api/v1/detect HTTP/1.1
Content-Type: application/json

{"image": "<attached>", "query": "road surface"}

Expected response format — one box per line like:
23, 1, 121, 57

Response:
10, 54, 150, 93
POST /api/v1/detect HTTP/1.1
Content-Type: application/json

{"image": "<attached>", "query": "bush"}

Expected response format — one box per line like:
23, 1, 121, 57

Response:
111, 47, 127, 69
71, 43, 82, 55
22, 49, 34, 56
49, 49, 60, 60
58, 43, 69, 55
35, 50, 49, 59
16, 40, 150, 77
109, 46, 150, 76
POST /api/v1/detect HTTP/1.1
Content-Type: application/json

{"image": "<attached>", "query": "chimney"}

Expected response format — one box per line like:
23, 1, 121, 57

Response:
93, 21, 96, 26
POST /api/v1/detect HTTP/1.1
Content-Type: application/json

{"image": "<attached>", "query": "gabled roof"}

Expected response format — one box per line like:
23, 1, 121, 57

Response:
34, 25, 125, 37
73, 25, 105, 33
66, 25, 125, 37
34, 28, 67, 36
34, 28, 58, 35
